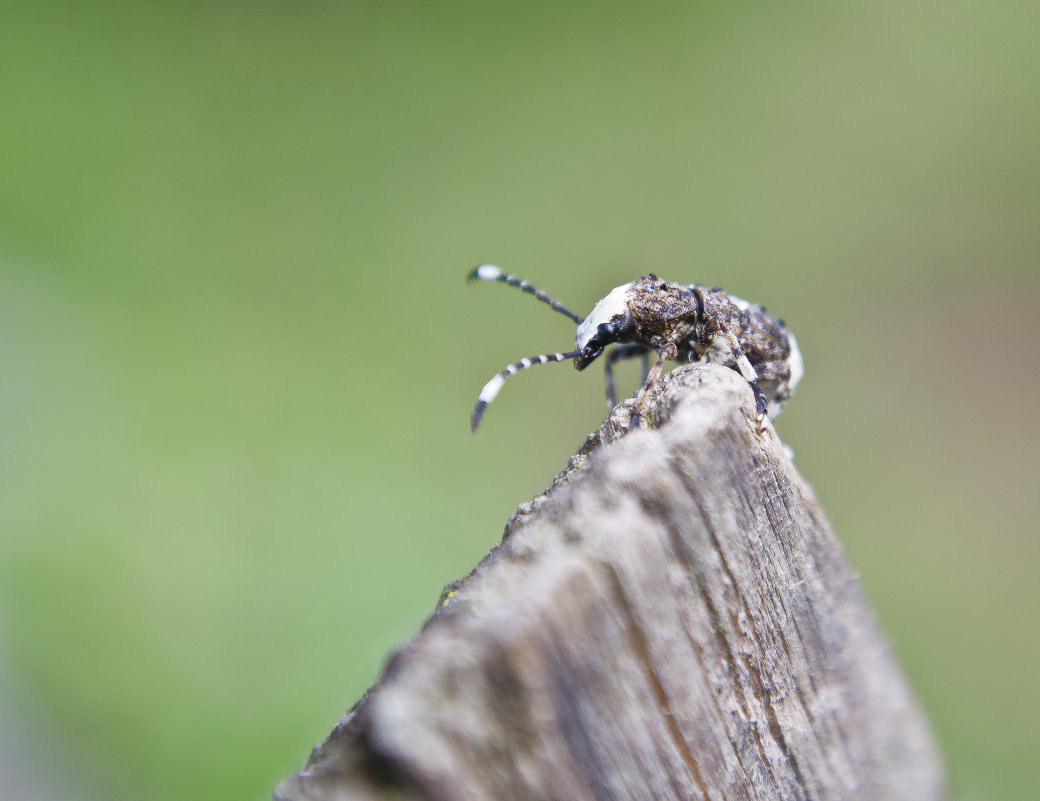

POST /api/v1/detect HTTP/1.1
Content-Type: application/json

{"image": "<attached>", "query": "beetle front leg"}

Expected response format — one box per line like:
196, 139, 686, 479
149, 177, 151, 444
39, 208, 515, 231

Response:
750, 381, 768, 425
629, 343, 677, 430
604, 344, 650, 410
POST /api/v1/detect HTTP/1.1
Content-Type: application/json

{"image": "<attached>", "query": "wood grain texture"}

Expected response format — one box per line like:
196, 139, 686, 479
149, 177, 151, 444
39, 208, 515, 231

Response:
275, 364, 946, 801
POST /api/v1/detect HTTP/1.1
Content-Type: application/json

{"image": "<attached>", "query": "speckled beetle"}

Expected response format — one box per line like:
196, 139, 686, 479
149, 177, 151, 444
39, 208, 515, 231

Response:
467, 265, 803, 432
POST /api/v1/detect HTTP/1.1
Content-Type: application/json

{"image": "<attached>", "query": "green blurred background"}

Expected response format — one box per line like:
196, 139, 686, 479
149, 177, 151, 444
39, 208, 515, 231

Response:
1, 2, 1037, 799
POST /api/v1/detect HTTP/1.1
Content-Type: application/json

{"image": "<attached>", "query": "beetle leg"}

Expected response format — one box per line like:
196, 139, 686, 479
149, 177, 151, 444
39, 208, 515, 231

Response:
604, 344, 650, 410
716, 322, 769, 429
752, 360, 793, 420
629, 343, 678, 430
750, 381, 768, 425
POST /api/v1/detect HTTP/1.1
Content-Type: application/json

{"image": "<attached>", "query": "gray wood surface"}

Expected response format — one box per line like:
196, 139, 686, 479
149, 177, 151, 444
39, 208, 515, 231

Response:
276, 364, 946, 801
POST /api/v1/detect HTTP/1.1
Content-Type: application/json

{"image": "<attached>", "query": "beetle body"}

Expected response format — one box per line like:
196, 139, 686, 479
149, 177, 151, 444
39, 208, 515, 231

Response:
469, 266, 802, 431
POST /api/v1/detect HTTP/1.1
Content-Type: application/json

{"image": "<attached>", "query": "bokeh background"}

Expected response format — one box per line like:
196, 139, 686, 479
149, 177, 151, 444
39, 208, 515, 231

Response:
1, 3, 1038, 800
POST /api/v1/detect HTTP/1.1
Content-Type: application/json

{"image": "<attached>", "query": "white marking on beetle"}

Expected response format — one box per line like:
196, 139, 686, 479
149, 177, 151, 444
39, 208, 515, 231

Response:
575, 283, 635, 350
787, 331, 804, 393
704, 332, 735, 363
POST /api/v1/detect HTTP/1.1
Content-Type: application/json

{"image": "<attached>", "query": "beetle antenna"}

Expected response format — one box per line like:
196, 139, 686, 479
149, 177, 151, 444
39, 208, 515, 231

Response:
472, 349, 582, 431
467, 264, 584, 325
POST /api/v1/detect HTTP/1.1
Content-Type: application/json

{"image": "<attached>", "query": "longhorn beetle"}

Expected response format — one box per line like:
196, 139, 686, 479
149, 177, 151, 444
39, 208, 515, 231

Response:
467, 265, 803, 432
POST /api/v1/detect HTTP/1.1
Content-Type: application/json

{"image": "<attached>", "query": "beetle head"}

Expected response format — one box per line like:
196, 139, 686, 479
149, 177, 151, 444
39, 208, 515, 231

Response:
574, 283, 636, 370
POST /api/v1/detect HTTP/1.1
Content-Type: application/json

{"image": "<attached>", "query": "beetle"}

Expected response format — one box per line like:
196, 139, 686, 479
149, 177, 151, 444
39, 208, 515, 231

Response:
467, 265, 803, 432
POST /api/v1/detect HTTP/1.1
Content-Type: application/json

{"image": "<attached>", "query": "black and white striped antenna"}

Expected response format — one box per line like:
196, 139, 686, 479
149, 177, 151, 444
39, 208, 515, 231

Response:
468, 265, 585, 431
467, 265, 584, 324
470, 349, 582, 431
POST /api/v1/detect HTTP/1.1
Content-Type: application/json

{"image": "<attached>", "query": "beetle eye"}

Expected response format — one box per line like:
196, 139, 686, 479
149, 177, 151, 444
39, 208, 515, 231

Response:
590, 322, 615, 346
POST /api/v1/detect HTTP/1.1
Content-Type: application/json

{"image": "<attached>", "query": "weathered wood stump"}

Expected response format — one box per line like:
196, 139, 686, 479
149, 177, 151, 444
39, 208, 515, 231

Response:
275, 364, 946, 801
